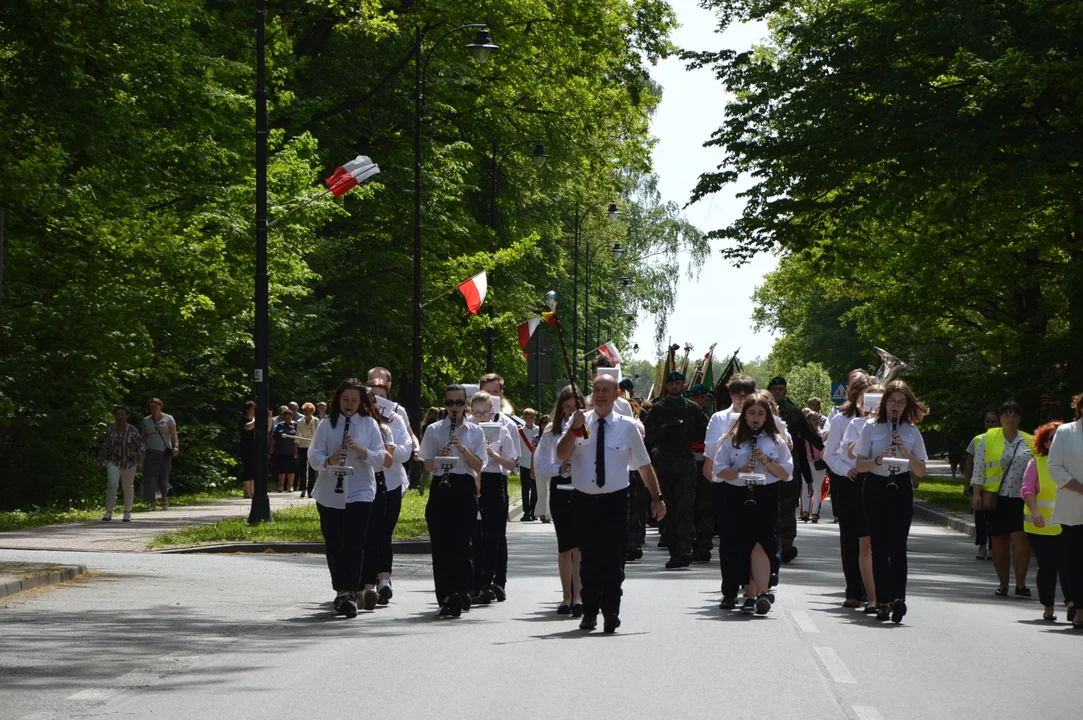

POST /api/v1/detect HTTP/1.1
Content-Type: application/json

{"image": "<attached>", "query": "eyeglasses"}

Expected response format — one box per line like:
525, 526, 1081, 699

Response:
445, 399, 466, 407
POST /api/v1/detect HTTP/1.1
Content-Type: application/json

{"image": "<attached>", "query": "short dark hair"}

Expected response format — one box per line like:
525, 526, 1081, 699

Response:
591, 354, 616, 373
114, 404, 129, 415
243, 400, 256, 412
445, 383, 467, 398
478, 373, 504, 390
998, 399, 1023, 417
727, 374, 756, 396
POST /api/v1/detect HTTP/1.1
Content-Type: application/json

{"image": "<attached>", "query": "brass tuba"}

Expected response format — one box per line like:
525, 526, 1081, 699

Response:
874, 347, 911, 386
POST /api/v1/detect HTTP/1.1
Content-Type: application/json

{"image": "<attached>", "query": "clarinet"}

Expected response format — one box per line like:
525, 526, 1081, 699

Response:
886, 410, 900, 490
333, 410, 353, 494
745, 422, 760, 506
439, 410, 459, 488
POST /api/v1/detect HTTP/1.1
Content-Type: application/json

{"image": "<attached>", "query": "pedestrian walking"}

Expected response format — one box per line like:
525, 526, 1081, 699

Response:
295, 402, 319, 497
1022, 421, 1066, 622
556, 373, 666, 633
97, 405, 144, 522
272, 408, 298, 492
1046, 392, 1083, 628
140, 398, 178, 510
962, 410, 1001, 560
307, 378, 389, 618
517, 408, 541, 521
855, 380, 929, 623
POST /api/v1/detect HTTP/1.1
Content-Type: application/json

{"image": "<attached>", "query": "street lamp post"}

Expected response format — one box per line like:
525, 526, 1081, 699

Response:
572, 202, 619, 389
583, 240, 624, 390
412, 24, 497, 485
486, 139, 548, 372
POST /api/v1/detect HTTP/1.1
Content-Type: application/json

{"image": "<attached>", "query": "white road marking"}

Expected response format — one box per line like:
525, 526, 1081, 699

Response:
853, 706, 883, 720
790, 609, 820, 633
814, 646, 857, 684
66, 688, 118, 702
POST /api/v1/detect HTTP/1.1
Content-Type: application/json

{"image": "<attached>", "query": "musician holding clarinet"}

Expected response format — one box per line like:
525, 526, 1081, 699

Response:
418, 384, 487, 618
712, 391, 793, 616
854, 380, 928, 624
308, 378, 390, 619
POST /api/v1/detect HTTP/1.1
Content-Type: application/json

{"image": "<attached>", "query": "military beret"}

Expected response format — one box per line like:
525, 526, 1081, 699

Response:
666, 371, 685, 382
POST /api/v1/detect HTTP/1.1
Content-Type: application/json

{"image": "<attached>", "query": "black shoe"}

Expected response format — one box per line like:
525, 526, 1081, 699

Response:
340, 594, 358, 618
781, 546, 798, 563
1068, 605, 1077, 622
572, 603, 584, 618
1015, 586, 1032, 598
875, 604, 890, 621
694, 550, 712, 563
557, 604, 571, 615
769, 572, 779, 588
1043, 611, 1057, 622
740, 597, 756, 615
579, 615, 598, 631
603, 614, 621, 634
720, 595, 737, 610
766, 592, 775, 604
473, 588, 493, 606
665, 556, 686, 570
491, 584, 506, 602
458, 592, 472, 612
377, 583, 393, 605
994, 586, 1009, 597
680, 553, 694, 567
361, 589, 378, 611
440, 594, 463, 618
520, 514, 533, 522
863, 604, 878, 614
755, 593, 772, 615
657, 537, 668, 549
626, 546, 643, 562
891, 599, 907, 624
333, 596, 346, 615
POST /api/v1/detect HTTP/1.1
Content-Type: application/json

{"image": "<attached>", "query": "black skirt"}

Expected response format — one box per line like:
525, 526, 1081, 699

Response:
989, 495, 1024, 536
549, 477, 578, 553
276, 454, 298, 475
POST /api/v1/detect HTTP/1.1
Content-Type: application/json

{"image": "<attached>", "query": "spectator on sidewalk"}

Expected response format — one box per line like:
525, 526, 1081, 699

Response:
272, 408, 298, 492
296, 402, 319, 497
517, 408, 541, 521
140, 398, 178, 510
98, 405, 144, 522
962, 411, 1000, 560
1047, 392, 1083, 628
971, 401, 1034, 598
240, 401, 257, 498
1022, 421, 1066, 622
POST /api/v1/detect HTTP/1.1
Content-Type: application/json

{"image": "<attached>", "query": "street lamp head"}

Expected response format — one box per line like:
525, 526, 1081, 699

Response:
466, 29, 499, 64
532, 143, 549, 169
607, 203, 621, 221
633, 344, 640, 353
621, 276, 632, 286
544, 290, 558, 312
612, 242, 625, 257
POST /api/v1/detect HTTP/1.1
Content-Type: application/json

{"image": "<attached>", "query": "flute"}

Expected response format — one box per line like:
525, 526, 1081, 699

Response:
333, 409, 353, 494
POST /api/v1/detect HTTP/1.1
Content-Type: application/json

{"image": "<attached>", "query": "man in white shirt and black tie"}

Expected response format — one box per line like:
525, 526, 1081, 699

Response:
557, 374, 666, 633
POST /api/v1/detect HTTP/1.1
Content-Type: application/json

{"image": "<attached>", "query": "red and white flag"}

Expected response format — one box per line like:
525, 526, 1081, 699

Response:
518, 317, 541, 354
324, 155, 381, 197
457, 271, 488, 314
597, 341, 622, 364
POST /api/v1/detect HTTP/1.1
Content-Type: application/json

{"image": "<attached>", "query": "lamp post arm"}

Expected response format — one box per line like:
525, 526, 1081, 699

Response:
419, 23, 489, 109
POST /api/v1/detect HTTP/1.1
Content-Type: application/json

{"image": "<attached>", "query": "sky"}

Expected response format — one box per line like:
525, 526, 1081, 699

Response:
626, 0, 776, 364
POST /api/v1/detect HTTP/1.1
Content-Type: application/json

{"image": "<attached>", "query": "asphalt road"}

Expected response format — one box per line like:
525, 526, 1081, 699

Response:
2, 512, 1081, 720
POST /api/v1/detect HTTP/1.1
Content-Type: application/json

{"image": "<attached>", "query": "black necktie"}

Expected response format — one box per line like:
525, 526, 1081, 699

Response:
595, 417, 606, 487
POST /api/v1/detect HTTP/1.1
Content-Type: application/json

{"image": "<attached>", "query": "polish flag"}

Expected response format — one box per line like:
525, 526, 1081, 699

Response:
457, 271, 488, 314
598, 341, 622, 364
324, 155, 381, 197
518, 317, 541, 352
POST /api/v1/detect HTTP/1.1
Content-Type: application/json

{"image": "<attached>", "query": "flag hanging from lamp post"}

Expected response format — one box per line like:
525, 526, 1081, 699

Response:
457, 271, 488, 314
324, 155, 381, 197
597, 341, 622, 364
518, 317, 541, 354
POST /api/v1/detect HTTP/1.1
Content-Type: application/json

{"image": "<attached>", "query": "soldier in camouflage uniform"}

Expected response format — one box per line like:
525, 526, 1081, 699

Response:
688, 384, 716, 561
644, 371, 709, 569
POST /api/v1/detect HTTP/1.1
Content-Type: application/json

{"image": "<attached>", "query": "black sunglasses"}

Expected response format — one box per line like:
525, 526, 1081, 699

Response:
445, 399, 466, 407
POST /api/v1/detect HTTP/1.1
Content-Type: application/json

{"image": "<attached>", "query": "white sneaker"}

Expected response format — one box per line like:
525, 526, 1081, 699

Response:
163, 499, 169, 510
976, 546, 987, 560
122, 512, 132, 522
102, 512, 112, 522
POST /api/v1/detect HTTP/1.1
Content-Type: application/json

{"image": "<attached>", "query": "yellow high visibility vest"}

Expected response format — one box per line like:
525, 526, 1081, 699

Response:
1023, 456, 1061, 536
981, 428, 1035, 493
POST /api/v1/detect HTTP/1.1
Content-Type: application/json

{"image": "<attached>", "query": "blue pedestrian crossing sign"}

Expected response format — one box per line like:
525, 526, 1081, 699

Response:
831, 382, 848, 404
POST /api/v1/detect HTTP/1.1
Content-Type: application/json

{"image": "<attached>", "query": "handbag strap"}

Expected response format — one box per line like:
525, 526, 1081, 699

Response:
999, 438, 1024, 488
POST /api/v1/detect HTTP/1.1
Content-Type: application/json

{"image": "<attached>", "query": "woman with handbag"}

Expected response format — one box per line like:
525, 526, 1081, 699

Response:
971, 400, 1034, 598
140, 398, 179, 510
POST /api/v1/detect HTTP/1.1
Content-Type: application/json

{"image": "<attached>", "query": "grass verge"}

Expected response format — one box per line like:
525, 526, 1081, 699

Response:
0, 489, 244, 532
914, 477, 972, 513
149, 477, 523, 549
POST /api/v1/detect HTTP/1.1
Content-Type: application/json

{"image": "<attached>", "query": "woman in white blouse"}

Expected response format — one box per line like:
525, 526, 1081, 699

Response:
307, 378, 391, 618
713, 391, 794, 616
1047, 392, 1083, 629
854, 380, 928, 624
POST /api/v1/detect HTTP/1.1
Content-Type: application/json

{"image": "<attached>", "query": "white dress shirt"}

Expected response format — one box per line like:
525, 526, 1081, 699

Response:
307, 414, 387, 507
1048, 420, 1083, 526
381, 412, 413, 492
854, 420, 928, 478
518, 424, 541, 469
418, 417, 487, 475
563, 410, 650, 495
705, 408, 790, 460
823, 413, 858, 476
533, 424, 568, 480
480, 422, 518, 475
712, 432, 794, 485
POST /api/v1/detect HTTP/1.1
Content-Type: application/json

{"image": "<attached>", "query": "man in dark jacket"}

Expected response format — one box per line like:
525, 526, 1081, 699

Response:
768, 376, 825, 564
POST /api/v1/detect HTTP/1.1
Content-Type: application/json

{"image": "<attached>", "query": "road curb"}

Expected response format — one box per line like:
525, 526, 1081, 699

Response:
0, 564, 87, 598
913, 499, 976, 538
155, 497, 526, 555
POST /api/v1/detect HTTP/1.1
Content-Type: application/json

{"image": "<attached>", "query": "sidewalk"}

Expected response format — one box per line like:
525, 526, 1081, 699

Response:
0, 494, 310, 553
0, 562, 87, 598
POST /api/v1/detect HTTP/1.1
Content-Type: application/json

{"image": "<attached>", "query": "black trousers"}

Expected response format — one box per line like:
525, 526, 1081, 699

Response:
476, 472, 509, 590
520, 467, 537, 516
711, 482, 739, 597
1028, 532, 1065, 608
316, 500, 373, 592
863, 473, 913, 602
693, 460, 715, 552
574, 488, 629, 618
425, 473, 478, 604
361, 473, 404, 585
830, 469, 866, 600
626, 470, 648, 550
1059, 523, 1083, 608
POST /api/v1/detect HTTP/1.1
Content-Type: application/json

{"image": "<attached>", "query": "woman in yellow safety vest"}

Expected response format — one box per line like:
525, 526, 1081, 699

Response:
971, 400, 1034, 598
1021, 421, 1066, 622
